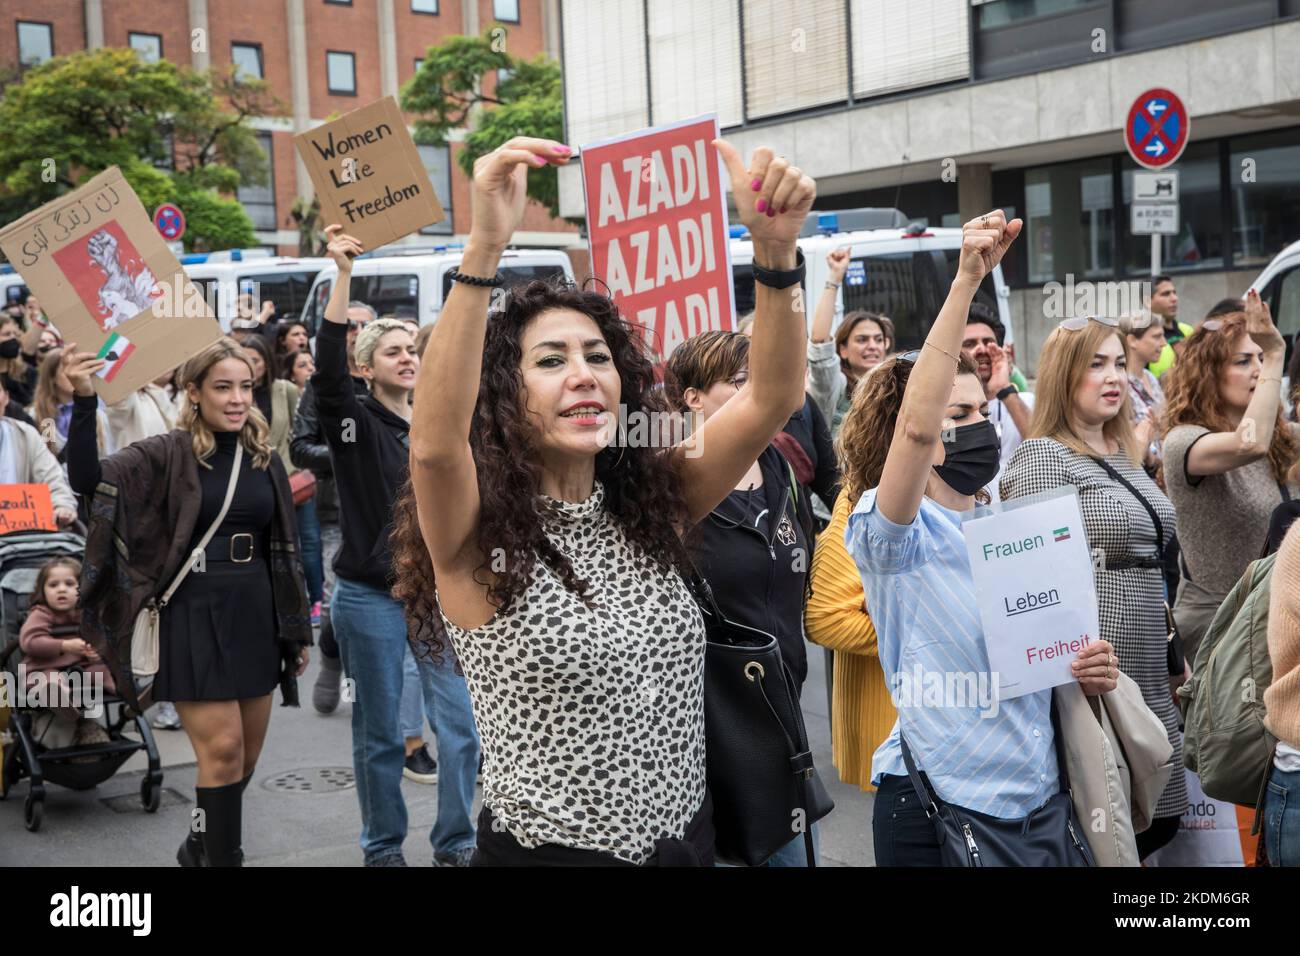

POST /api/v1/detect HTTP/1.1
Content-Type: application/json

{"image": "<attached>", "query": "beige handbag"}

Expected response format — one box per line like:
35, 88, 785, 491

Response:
131, 443, 244, 678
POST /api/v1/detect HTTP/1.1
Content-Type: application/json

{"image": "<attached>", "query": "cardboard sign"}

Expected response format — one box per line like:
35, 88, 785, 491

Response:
961, 489, 1101, 699
580, 115, 735, 361
0, 484, 56, 534
0, 167, 222, 403
295, 96, 445, 250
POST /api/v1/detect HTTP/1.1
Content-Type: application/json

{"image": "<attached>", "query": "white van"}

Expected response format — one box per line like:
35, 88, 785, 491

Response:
182, 250, 331, 332
300, 246, 576, 333
1250, 238, 1300, 355
0, 270, 30, 313
730, 209, 1014, 349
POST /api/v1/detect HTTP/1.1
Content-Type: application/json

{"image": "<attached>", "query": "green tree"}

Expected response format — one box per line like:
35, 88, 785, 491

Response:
402, 32, 564, 218
0, 48, 281, 252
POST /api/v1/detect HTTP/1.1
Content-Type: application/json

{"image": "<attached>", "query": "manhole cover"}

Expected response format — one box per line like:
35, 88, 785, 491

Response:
262, 767, 354, 793
101, 787, 189, 813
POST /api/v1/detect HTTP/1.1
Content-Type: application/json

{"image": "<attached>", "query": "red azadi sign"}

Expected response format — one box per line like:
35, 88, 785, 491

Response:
580, 115, 735, 361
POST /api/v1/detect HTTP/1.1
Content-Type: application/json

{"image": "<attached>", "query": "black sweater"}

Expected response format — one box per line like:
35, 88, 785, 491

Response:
312, 318, 411, 590
782, 393, 840, 514
692, 444, 811, 688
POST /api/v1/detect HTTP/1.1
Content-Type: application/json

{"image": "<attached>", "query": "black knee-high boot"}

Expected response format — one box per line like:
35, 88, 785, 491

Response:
180, 773, 252, 866
195, 779, 245, 867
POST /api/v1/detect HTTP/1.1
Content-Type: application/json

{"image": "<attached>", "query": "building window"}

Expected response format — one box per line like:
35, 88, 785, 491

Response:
238, 132, 278, 231
414, 58, 424, 74
1230, 129, 1300, 269
417, 144, 454, 236
496, 67, 513, 89
324, 1, 353, 5
1122, 140, 1223, 274
493, 0, 520, 23
1024, 157, 1114, 284
974, 0, 1098, 29
129, 32, 162, 63
17, 21, 53, 66
232, 42, 263, 80
327, 51, 357, 95
412, 0, 438, 13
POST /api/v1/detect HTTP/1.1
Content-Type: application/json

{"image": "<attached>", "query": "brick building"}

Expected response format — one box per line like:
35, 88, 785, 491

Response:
2, 0, 578, 254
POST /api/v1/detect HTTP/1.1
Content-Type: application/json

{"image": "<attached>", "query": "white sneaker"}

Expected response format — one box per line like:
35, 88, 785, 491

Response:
150, 701, 182, 730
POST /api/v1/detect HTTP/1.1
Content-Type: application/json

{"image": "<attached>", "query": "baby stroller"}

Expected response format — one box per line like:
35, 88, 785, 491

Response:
0, 530, 162, 831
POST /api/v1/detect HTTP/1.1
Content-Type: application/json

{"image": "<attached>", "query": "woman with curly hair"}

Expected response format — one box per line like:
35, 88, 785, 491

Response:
313, 226, 479, 868
1161, 291, 1299, 664
390, 135, 813, 866
65, 337, 311, 867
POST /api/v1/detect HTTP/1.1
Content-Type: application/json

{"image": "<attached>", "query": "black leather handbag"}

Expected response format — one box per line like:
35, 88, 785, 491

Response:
691, 574, 834, 867
898, 701, 1094, 867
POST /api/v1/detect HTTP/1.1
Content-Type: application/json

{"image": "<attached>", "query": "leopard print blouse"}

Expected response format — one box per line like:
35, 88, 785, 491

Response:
439, 483, 708, 864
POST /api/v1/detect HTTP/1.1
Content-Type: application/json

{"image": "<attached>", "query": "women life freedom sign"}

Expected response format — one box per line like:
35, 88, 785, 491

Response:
961, 488, 1102, 699
580, 116, 735, 361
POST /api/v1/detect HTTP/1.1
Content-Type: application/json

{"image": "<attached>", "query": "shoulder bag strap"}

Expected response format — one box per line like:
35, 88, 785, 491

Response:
1095, 457, 1164, 562
158, 442, 244, 608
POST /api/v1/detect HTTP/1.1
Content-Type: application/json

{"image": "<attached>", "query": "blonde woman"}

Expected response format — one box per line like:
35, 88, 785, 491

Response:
30, 348, 112, 458
999, 316, 1185, 859
65, 339, 310, 868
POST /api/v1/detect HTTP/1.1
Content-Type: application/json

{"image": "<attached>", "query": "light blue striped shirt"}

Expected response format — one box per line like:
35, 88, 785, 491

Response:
846, 488, 1058, 819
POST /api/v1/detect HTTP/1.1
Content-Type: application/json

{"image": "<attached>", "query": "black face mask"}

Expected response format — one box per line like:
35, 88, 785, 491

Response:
0, 338, 20, 360
933, 419, 1001, 496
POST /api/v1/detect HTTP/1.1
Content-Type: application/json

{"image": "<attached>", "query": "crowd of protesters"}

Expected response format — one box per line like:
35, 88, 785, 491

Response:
5, 132, 1300, 871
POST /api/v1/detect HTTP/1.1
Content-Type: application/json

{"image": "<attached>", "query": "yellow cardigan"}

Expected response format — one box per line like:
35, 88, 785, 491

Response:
806, 490, 897, 792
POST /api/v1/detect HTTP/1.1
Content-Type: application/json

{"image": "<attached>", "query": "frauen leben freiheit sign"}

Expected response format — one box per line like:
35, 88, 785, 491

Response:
295, 96, 445, 251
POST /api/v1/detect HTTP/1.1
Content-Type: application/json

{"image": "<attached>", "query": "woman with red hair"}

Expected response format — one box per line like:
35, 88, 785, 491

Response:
1160, 291, 1299, 664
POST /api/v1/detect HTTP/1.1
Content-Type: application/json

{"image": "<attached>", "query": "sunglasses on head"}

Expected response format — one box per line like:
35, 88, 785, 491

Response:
1058, 315, 1119, 332
1201, 319, 1228, 332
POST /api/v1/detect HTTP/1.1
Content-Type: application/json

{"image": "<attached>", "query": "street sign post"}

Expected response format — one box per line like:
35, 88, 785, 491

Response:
1125, 89, 1190, 276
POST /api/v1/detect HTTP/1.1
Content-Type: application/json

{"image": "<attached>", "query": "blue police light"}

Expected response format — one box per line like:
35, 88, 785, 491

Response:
180, 253, 210, 265
818, 212, 839, 236
728, 224, 749, 239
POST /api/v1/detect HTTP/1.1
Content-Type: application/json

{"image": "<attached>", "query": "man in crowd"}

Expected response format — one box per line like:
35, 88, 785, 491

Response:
962, 307, 1033, 502
1147, 275, 1193, 381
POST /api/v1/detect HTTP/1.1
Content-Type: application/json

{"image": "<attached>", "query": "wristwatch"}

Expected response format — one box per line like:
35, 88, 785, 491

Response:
752, 249, 806, 290
996, 384, 1019, 402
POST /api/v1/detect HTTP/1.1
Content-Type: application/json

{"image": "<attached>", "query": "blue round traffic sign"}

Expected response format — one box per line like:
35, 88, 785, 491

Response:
153, 203, 186, 241
1124, 88, 1190, 170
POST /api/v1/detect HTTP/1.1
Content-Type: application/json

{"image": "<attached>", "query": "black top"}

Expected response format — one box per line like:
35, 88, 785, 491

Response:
781, 393, 840, 515
692, 444, 811, 687
188, 430, 275, 552
253, 385, 274, 428
311, 319, 411, 590
1265, 498, 1300, 557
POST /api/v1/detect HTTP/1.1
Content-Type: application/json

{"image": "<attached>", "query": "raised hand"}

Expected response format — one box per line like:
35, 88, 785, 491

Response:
826, 248, 850, 282
59, 343, 106, 397
957, 210, 1022, 286
713, 140, 816, 250
324, 225, 364, 273
1244, 288, 1284, 355
471, 137, 571, 251
985, 343, 1012, 399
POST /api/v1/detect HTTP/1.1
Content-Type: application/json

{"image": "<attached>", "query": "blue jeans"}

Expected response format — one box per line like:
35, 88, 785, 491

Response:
332, 577, 479, 863
762, 824, 820, 867
295, 497, 324, 604
1264, 764, 1300, 867
401, 645, 430, 740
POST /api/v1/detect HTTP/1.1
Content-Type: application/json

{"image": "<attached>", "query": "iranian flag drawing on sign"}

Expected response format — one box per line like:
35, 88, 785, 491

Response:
96, 333, 136, 382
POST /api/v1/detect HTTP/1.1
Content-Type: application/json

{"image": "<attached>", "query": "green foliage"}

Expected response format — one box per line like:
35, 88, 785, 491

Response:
402, 32, 565, 218
0, 48, 282, 252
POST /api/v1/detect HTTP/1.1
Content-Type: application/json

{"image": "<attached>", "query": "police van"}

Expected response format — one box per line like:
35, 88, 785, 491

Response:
0, 266, 30, 312
729, 208, 1013, 349
1251, 238, 1300, 357
300, 244, 576, 333
182, 250, 332, 332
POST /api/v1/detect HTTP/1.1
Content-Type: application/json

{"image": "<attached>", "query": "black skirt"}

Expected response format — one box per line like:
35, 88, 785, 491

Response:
152, 557, 280, 703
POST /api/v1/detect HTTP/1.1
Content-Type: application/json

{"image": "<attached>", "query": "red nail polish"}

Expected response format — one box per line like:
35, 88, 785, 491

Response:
766, 207, 776, 218
756, 198, 767, 213
780, 207, 788, 214
751, 178, 762, 191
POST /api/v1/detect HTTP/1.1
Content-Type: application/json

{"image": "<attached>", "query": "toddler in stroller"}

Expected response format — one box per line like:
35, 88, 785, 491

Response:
0, 533, 162, 832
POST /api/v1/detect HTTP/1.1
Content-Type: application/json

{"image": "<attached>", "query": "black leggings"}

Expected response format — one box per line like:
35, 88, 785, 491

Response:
1136, 814, 1181, 860
872, 773, 942, 866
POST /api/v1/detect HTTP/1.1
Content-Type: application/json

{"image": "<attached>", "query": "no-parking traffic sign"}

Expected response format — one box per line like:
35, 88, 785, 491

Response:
1124, 88, 1190, 170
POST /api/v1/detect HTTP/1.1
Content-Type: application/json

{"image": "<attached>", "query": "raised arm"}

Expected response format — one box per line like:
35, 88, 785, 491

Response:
59, 345, 107, 503
311, 228, 365, 446
670, 141, 813, 524
874, 212, 1021, 526
810, 248, 848, 344
411, 137, 572, 570
1183, 289, 1287, 477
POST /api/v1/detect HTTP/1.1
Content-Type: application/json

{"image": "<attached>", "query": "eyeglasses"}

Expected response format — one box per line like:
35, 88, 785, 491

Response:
726, 372, 749, 391
897, 349, 922, 364
1058, 315, 1120, 332
37, 344, 56, 355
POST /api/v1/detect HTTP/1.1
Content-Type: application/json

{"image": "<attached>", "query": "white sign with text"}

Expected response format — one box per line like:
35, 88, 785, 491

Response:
961, 489, 1100, 700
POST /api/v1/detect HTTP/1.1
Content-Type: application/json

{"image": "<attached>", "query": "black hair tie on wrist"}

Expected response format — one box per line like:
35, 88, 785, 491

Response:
751, 249, 806, 290
447, 268, 504, 287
